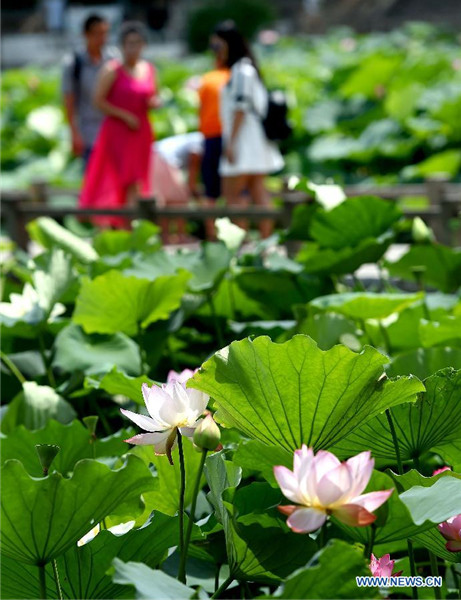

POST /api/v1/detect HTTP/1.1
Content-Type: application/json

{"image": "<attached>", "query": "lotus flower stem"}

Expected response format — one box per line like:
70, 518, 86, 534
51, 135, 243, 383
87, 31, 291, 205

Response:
449, 566, 460, 598
386, 410, 418, 596
385, 409, 403, 475
365, 523, 376, 558
429, 552, 442, 600
214, 564, 222, 593
207, 293, 224, 348
211, 574, 234, 599
38, 330, 56, 388
38, 564, 47, 599
177, 430, 186, 583
408, 540, 418, 600
52, 559, 63, 600
179, 449, 208, 582
318, 523, 327, 548
0, 351, 26, 384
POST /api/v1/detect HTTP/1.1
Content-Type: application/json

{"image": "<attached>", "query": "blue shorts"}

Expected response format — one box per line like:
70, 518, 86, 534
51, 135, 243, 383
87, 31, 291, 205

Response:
201, 136, 222, 199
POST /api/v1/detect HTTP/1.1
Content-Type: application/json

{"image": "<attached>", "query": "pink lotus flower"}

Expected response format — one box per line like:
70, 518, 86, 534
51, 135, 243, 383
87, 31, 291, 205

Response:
167, 369, 196, 384
438, 515, 461, 552
432, 466, 451, 476
274, 446, 393, 533
121, 381, 208, 463
370, 554, 402, 577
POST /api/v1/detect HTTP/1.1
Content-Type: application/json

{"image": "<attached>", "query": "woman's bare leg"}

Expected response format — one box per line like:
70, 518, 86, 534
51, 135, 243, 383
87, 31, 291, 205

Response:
222, 175, 250, 231
248, 174, 273, 238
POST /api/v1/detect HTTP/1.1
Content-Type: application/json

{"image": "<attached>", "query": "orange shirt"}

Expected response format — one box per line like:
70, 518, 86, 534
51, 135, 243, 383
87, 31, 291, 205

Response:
198, 68, 230, 139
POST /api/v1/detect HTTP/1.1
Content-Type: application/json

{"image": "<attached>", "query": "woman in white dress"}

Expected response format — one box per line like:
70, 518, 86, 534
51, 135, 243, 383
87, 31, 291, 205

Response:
213, 21, 284, 237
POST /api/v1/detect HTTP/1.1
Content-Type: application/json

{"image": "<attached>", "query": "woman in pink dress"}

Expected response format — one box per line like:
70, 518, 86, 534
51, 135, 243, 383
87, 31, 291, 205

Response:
79, 21, 158, 227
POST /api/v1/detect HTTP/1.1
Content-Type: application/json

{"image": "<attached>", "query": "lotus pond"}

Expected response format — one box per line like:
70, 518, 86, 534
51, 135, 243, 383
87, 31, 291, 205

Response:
2, 24, 461, 191
1, 197, 461, 599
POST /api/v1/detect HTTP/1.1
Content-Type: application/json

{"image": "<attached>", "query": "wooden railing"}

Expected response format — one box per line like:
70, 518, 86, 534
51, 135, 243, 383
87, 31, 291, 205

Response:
2, 177, 460, 249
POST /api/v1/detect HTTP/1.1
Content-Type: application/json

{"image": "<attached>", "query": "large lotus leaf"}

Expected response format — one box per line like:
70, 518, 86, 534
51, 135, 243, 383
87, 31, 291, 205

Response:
309, 195, 401, 250
434, 440, 461, 472
205, 454, 317, 583
129, 437, 206, 517
190, 336, 424, 453
297, 233, 394, 276
385, 245, 461, 293
340, 54, 402, 98
332, 369, 461, 463
73, 270, 190, 336
273, 539, 376, 599
1, 420, 132, 477
413, 528, 461, 564
125, 243, 231, 293
387, 347, 461, 379
53, 324, 142, 376
235, 269, 327, 319
420, 316, 461, 348
27, 217, 99, 265
229, 320, 296, 341
293, 311, 358, 350
308, 292, 422, 321
1, 381, 76, 434
0, 456, 155, 565
334, 470, 435, 545
393, 471, 461, 525
197, 277, 271, 321
233, 440, 293, 486
29, 248, 74, 319
0, 513, 180, 599
85, 367, 155, 404
112, 559, 195, 600
93, 220, 161, 256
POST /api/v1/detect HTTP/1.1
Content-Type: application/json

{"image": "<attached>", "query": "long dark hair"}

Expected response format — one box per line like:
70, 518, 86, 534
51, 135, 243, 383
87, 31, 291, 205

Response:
214, 20, 260, 75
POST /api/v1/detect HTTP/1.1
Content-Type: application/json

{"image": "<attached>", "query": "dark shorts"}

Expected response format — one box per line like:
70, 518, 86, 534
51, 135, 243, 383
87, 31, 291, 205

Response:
201, 136, 222, 199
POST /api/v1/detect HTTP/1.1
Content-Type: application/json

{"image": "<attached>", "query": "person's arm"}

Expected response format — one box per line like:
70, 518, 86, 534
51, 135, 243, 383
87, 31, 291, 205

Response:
225, 110, 244, 164
224, 65, 251, 164
64, 92, 84, 155
93, 63, 139, 129
62, 57, 84, 155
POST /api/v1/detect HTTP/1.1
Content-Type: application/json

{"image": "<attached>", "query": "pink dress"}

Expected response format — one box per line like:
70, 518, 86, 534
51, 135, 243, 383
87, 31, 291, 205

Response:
79, 60, 155, 227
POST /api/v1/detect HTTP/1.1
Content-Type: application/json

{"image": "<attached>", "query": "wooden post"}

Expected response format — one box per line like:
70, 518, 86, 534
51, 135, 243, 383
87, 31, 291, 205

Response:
2, 195, 29, 250
137, 197, 157, 222
29, 180, 48, 204
426, 176, 450, 244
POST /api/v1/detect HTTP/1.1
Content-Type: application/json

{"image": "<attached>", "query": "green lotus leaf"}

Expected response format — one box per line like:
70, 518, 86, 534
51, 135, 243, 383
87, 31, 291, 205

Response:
385, 244, 461, 293
1, 419, 132, 477
273, 539, 376, 599
85, 367, 155, 404
0, 513, 181, 599
1, 381, 76, 434
190, 335, 424, 452
73, 270, 190, 336
0, 455, 155, 565
308, 291, 422, 321
53, 323, 142, 376
332, 369, 461, 463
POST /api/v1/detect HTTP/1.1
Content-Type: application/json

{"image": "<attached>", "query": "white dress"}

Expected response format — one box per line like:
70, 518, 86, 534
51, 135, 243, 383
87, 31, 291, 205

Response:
219, 58, 284, 177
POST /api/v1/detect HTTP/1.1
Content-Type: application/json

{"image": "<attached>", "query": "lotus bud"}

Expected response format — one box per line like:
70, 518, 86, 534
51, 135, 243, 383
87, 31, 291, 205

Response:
83, 416, 99, 438
412, 217, 434, 243
193, 414, 221, 451
35, 444, 60, 476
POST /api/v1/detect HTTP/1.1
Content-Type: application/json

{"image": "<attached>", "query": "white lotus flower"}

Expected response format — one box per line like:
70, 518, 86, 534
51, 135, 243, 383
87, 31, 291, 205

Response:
0, 283, 65, 325
121, 381, 209, 463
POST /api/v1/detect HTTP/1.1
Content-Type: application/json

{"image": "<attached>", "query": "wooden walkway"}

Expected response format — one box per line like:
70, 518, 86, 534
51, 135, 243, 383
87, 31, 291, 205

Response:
2, 177, 460, 249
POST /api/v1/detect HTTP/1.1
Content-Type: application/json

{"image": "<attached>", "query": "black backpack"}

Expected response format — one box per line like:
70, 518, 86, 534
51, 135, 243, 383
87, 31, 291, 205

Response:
262, 90, 292, 142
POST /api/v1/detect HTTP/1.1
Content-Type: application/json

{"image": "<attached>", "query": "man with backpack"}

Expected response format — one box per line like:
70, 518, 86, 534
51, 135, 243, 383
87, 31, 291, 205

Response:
62, 14, 118, 167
